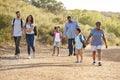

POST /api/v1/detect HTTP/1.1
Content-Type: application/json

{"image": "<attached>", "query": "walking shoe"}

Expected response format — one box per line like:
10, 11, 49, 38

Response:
98, 62, 102, 66
75, 61, 79, 63
92, 61, 96, 65
28, 55, 31, 59
14, 55, 19, 59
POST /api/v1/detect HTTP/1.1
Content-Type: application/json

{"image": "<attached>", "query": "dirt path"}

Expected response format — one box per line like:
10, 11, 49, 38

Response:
0, 45, 120, 80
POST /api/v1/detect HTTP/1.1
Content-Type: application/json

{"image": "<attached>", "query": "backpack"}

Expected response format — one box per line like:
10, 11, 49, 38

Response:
79, 35, 86, 48
25, 23, 37, 36
13, 18, 23, 28
33, 26, 37, 36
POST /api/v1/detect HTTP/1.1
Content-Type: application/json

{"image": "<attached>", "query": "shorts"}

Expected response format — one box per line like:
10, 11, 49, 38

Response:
75, 48, 83, 55
54, 41, 60, 47
91, 45, 102, 51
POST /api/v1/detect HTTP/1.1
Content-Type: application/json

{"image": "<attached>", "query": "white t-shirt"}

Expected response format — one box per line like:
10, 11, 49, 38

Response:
55, 33, 61, 42
12, 19, 23, 37
25, 23, 35, 34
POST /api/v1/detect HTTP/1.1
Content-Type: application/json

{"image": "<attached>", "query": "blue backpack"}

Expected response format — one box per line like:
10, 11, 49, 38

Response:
79, 35, 86, 48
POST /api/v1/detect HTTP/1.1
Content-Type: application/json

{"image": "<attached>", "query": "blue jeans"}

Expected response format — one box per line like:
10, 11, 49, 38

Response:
68, 38, 75, 55
26, 34, 35, 55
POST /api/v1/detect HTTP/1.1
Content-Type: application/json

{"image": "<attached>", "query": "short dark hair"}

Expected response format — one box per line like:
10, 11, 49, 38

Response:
76, 28, 81, 33
67, 16, 71, 19
96, 21, 101, 25
16, 11, 20, 14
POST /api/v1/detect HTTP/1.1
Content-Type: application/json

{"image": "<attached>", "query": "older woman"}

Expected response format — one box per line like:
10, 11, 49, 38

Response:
86, 21, 107, 66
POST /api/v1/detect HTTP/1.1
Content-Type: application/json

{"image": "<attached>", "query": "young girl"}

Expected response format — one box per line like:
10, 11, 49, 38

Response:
75, 28, 85, 63
86, 21, 107, 66
24, 15, 35, 59
52, 26, 62, 56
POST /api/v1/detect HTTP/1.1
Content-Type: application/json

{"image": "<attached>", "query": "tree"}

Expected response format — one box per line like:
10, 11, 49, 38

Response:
23, 0, 65, 14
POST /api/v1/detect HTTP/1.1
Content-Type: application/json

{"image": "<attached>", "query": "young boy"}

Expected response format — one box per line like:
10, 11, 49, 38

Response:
75, 28, 85, 63
52, 26, 62, 56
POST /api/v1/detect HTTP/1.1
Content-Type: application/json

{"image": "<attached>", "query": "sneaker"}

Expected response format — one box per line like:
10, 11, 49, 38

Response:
28, 55, 31, 59
14, 55, 19, 59
98, 62, 102, 66
68, 54, 71, 56
75, 61, 79, 63
92, 61, 96, 65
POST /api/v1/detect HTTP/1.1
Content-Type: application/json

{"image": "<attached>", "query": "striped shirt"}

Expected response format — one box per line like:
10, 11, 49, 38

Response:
90, 28, 104, 46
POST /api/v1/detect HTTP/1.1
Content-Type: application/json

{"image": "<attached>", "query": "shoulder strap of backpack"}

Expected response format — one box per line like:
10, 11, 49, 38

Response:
20, 19, 23, 28
79, 35, 83, 42
12, 18, 15, 27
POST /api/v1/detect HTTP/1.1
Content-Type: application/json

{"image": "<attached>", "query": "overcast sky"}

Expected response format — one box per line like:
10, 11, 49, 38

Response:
57, 0, 120, 12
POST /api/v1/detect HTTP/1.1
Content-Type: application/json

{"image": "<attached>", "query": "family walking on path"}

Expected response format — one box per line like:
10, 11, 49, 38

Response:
11, 11, 107, 66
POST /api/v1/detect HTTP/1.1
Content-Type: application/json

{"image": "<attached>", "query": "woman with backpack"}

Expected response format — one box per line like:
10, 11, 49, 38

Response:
24, 15, 36, 59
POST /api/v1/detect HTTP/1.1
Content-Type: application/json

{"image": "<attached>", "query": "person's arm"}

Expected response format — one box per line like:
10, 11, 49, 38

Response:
103, 34, 108, 48
86, 34, 92, 45
27, 24, 34, 32
11, 20, 14, 37
76, 21, 80, 28
63, 23, 67, 38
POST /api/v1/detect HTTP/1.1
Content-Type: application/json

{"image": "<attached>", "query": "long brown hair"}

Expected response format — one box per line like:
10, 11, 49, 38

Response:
26, 15, 34, 23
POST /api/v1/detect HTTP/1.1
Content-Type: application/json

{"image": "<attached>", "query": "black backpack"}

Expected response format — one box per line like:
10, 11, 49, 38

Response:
33, 26, 37, 36
79, 35, 86, 48
13, 18, 23, 28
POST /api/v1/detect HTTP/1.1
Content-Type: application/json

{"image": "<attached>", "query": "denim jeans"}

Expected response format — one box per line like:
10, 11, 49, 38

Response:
68, 38, 75, 55
14, 36, 21, 55
26, 34, 35, 55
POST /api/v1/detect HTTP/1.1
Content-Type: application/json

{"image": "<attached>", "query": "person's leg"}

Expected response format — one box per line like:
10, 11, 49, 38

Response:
68, 39, 73, 56
52, 46, 56, 56
97, 45, 102, 66
75, 49, 79, 63
97, 49, 102, 61
14, 37, 17, 55
93, 51, 96, 63
72, 38, 75, 56
79, 48, 83, 62
16, 36, 21, 55
26, 35, 31, 57
91, 45, 97, 64
30, 34, 35, 57
57, 47, 59, 56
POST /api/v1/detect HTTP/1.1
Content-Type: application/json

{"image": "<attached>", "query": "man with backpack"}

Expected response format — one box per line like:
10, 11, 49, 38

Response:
11, 11, 24, 59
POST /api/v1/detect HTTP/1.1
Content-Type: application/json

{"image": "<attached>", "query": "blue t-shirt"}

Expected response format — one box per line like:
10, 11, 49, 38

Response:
90, 28, 104, 46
